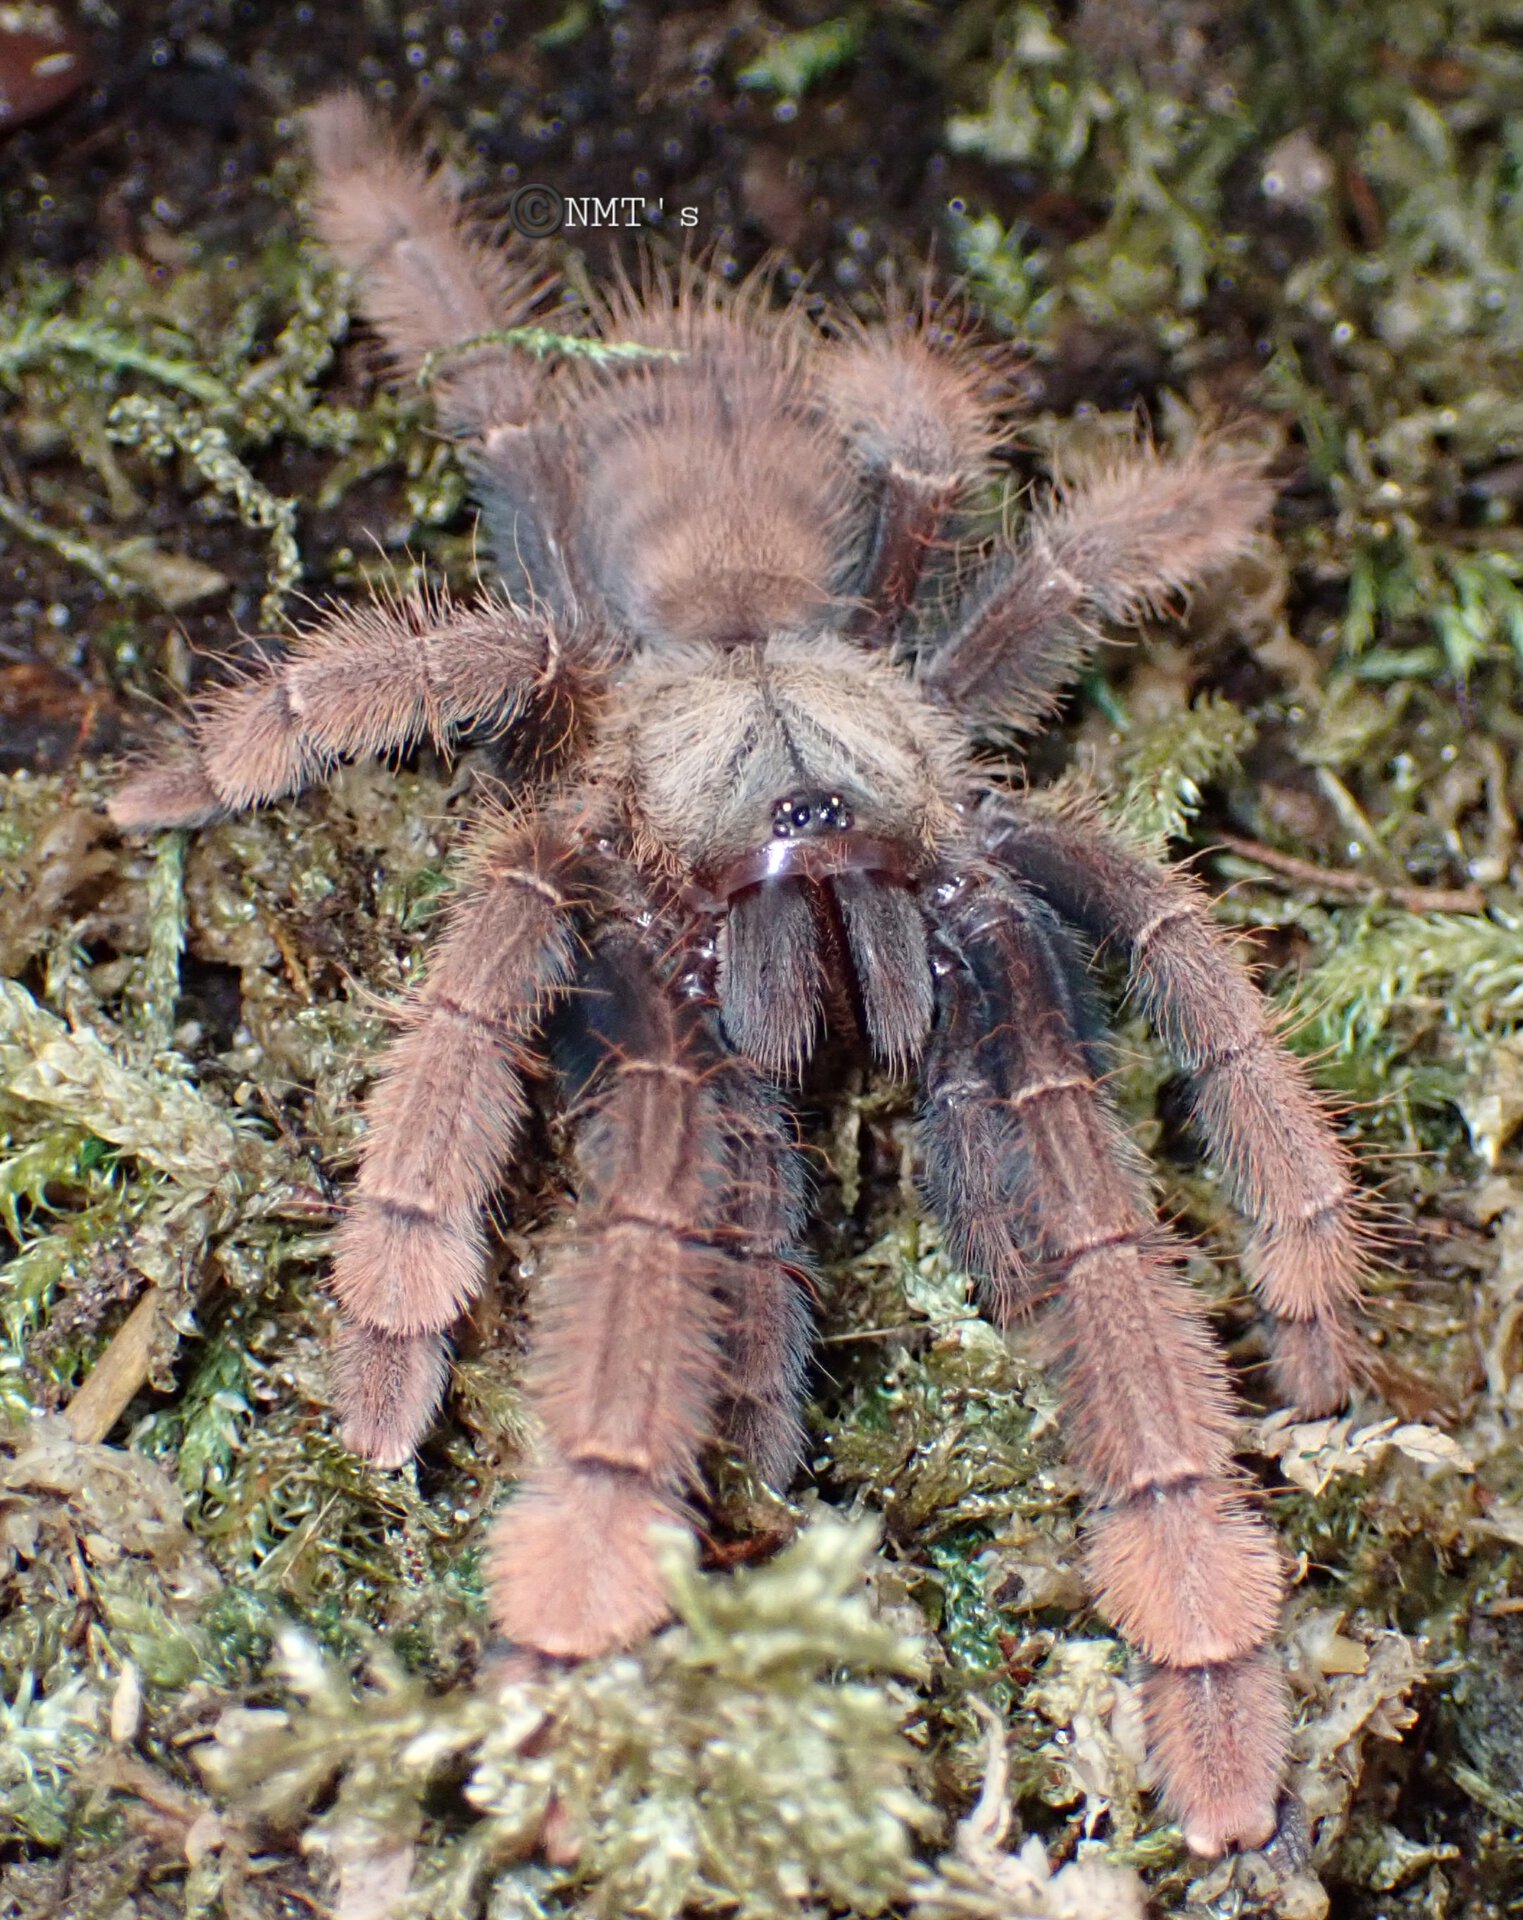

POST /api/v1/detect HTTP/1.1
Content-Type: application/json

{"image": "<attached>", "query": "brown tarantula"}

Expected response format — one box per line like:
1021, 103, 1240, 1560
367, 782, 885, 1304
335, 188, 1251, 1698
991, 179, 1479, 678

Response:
109, 96, 1368, 1858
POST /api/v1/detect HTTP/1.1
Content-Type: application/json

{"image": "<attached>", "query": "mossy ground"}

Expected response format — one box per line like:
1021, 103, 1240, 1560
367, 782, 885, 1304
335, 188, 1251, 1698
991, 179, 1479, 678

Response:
2, 4, 1522, 1916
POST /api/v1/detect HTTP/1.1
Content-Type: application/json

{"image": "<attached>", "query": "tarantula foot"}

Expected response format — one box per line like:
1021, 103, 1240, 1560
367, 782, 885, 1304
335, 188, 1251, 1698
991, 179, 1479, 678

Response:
108, 759, 227, 832
1142, 1654, 1290, 1856
487, 1462, 681, 1659
1269, 1311, 1360, 1416
332, 1322, 449, 1466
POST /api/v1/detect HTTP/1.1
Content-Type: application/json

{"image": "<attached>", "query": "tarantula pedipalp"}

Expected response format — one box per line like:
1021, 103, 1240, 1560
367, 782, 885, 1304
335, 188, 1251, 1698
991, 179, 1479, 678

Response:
108, 95, 1370, 1858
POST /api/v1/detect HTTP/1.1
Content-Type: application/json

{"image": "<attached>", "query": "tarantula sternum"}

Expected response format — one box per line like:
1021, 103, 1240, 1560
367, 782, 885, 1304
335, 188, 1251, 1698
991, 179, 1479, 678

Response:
109, 95, 1369, 1858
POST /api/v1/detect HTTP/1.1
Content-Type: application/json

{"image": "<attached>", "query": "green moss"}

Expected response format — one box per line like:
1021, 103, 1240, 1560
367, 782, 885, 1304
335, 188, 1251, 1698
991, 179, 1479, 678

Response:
738, 16, 865, 100
1115, 692, 1257, 843
0, 1670, 102, 1849
202, 1519, 932, 1920
0, 241, 450, 629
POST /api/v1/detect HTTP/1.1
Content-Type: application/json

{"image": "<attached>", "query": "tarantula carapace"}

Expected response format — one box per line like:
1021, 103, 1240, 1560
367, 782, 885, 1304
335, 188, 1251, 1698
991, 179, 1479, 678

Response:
109, 95, 1368, 1858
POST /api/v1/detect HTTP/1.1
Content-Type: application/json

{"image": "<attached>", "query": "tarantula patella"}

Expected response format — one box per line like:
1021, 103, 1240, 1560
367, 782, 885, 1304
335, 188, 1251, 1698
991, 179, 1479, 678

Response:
109, 96, 1369, 1857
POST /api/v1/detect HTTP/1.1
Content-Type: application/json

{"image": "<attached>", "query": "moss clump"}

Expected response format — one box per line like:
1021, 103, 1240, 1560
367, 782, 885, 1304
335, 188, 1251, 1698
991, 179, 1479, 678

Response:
198, 1518, 929, 1920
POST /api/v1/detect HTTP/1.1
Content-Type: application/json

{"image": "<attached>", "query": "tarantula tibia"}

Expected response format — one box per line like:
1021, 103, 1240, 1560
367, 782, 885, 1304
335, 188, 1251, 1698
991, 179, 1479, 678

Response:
109, 96, 1369, 1857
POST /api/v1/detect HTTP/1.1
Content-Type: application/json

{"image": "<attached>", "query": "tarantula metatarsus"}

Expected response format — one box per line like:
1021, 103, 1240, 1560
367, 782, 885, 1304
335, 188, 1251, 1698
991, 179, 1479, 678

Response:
109, 95, 1369, 1858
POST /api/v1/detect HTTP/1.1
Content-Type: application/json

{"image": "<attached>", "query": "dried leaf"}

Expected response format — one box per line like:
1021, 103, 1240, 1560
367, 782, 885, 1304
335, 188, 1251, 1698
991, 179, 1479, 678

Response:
1259, 1411, 1474, 1497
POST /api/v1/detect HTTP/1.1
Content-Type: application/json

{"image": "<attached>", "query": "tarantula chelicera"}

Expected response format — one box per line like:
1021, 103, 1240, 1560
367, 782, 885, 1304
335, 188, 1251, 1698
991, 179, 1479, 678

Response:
109, 96, 1368, 1857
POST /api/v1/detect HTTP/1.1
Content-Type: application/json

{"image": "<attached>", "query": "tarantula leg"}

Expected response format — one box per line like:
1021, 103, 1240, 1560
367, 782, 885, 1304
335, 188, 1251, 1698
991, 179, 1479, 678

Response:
981, 791, 1365, 1414
917, 442, 1274, 734
709, 1059, 813, 1485
921, 896, 1097, 1321
824, 330, 997, 647
305, 90, 555, 439
926, 874, 1288, 1856
329, 811, 581, 1466
108, 591, 591, 829
308, 93, 585, 611
489, 923, 768, 1657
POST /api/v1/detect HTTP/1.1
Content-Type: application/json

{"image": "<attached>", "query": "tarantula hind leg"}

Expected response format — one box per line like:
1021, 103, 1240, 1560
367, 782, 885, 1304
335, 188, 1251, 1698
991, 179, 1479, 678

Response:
329, 809, 582, 1466
980, 790, 1368, 1415
923, 873, 1287, 1856
305, 91, 582, 615
488, 916, 809, 1658
919, 439, 1275, 736
706, 1060, 814, 1489
823, 324, 1000, 649
107, 589, 590, 831
304, 89, 556, 441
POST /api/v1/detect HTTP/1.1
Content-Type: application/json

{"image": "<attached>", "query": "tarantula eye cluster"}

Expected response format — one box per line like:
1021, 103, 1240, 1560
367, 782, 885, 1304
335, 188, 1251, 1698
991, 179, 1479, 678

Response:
108, 93, 1373, 1861
771, 790, 854, 838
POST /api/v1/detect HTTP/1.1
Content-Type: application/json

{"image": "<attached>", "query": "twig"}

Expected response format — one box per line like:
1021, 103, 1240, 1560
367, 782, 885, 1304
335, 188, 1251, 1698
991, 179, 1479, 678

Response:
64, 1288, 165, 1445
415, 326, 682, 390
1213, 833, 1488, 915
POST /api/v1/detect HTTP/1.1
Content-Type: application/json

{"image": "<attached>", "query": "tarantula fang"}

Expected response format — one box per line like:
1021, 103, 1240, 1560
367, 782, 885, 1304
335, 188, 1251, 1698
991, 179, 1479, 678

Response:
108, 94, 1371, 1858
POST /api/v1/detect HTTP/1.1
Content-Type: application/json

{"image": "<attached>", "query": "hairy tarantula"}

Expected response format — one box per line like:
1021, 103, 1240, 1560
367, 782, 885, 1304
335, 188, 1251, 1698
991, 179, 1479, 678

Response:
109, 96, 1368, 1859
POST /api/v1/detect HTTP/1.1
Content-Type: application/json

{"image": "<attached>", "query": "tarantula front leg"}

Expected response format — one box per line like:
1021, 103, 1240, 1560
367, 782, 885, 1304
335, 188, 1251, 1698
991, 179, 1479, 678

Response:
709, 1057, 813, 1485
108, 591, 593, 830
490, 917, 806, 1656
331, 809, 582, 1465
980, 791, 1365, 1413
924, 873, 1287, 1856
918, 441, 1274, 733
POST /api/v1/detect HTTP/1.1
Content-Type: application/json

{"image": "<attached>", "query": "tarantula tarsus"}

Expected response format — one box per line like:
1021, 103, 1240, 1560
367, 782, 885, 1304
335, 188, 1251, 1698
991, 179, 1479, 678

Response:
109, 95, 1369, 1858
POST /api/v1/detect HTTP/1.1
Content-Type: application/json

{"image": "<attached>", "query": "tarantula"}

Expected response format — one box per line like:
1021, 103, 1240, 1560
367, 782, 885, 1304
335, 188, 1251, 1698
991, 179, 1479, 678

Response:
109, 95, 1368, 1858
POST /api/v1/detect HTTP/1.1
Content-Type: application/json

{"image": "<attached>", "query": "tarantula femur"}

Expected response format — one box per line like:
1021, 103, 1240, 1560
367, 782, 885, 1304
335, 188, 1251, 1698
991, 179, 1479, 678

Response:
110, 95, 1369, 1858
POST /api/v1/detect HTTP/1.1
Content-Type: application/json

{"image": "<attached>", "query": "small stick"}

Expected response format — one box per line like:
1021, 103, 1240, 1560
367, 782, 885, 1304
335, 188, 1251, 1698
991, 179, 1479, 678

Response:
63, 1288, 164, 1445
1213, 833, 1488, 915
